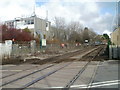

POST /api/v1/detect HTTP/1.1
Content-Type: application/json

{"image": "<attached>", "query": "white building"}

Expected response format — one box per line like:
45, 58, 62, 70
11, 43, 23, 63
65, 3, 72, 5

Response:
4, 15, 51, 39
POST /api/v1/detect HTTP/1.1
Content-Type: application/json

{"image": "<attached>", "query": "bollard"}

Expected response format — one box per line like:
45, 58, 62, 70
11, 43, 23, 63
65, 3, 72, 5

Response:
30, 40, 36, 54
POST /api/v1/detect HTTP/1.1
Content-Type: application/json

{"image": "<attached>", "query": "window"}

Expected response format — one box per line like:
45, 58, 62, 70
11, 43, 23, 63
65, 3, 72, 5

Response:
46, 22, 48, 27
31, 19, 34, 24
27, 20, 31, 24
24, 19, 34, 25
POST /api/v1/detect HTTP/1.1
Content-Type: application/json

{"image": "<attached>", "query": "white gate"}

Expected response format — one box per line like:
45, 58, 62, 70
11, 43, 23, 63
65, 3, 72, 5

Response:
0, 40, 12, 60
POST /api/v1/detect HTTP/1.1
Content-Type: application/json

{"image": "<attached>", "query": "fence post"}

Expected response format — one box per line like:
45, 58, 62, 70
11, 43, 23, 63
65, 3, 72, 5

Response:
5, 40, 12, 59
30, 40, 36, 54
109, 45, 112, 59
12, 44, 19, 58
118, 45, 120, 59
113, 45, 118, 59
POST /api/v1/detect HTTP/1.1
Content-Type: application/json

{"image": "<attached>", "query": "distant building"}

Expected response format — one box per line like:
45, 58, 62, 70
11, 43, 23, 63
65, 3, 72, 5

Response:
4, 16, 51, 39
111, 28, 120, 45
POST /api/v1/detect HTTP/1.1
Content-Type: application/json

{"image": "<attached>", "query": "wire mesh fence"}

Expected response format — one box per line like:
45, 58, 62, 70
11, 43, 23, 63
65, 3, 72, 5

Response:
1, 42, 84, 62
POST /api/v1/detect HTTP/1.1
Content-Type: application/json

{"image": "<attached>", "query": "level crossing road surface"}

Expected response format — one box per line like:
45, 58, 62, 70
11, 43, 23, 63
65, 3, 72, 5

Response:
70, 60, 120, 89
1, 60, 119, 89
0, 46, 119, 89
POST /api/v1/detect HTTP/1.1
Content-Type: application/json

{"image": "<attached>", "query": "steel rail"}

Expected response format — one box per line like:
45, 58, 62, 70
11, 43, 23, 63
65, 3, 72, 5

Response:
20, 62, 72, 89
18, 47, 100, 89
1, 47, 97, 87
1, 46, 103, 89
1, 64, 54, 87
1, 65, 39, 79
86, 47, 104, 89
86, 61, 101, 89
1, 46, 93, 79
1, 47, 98, 80
33, 46, 96, 64
64, 46, 103, 89
65, 61, 91, 88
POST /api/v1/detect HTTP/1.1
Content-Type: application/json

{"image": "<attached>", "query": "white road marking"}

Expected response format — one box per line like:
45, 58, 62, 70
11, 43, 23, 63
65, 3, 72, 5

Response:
1, 70, 23, 71
92, 80, 120, 85
71, 80, 120, 88
71, 84, 87, 88
90, 82, 120, 88
47, 80, 120, 88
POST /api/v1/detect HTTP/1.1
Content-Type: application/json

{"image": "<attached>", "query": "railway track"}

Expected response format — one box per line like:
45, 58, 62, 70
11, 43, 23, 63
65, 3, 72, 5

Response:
1, 65, 40, 79
31, 46, 97, 64
1, 46, 97, 79
1, 46, 105, 89
65, 46, 104, 89
1, 64, 54, 86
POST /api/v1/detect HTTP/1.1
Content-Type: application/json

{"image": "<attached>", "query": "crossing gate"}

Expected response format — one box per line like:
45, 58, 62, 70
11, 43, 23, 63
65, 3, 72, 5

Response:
0, 40, 12, 60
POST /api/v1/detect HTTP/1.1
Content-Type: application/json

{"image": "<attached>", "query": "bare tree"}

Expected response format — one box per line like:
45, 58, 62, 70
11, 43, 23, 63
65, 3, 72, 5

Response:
88, 28, 97, 43
66, 21, 83, 43
68, 21, 83, 33
53, 17, 67, 42
54, 17, 66, 30
69, 31, 82, 43
50, 16, 98, 44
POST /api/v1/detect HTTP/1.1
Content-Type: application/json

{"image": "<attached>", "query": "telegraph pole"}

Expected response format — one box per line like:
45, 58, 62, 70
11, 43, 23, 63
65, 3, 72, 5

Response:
33, 3, 36, 38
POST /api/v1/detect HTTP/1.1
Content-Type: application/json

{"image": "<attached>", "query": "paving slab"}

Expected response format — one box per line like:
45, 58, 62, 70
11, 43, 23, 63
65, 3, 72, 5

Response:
2, 71, 19, 78
2, 65, 37, 70
2, 65, 17, 70
91, 60, 119, 88
73, 61, 99, 85
27, 61, 88, 88
2, 83, 19, 88
1, 63, 70, 88
2, 64, 53, 85
3, 59, 118, 89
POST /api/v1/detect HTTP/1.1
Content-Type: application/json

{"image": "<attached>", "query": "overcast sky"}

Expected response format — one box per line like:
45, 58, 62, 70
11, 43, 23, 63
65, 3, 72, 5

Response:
0, 0, 119, 35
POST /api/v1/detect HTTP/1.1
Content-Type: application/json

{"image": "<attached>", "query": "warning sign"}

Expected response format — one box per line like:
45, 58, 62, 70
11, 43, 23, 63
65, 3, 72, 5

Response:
42, 39, 46, 46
